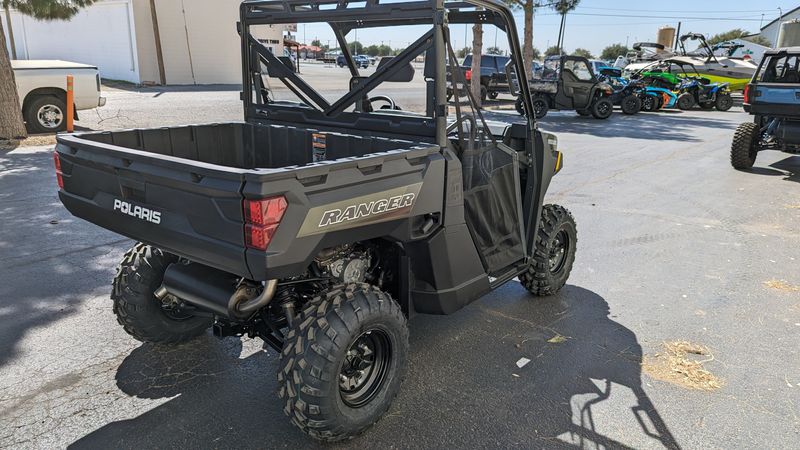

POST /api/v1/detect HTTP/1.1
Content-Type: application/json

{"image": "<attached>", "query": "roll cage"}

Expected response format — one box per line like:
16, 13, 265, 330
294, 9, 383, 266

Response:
238, 0, 535, 145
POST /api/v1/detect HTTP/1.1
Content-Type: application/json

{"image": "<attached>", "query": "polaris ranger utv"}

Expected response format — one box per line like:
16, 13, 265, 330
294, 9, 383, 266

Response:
54, 0, 576, 441
732, 47, 800, 169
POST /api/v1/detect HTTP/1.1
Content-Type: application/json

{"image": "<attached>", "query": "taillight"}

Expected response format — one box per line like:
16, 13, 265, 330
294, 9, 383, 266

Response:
465, 69, 472, 81
243, 196, 287, 250
53, 152, 64, 189
743, 84, 752, 104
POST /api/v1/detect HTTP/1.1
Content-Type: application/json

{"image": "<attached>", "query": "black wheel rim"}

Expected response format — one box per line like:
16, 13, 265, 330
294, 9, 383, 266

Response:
549, 230, 570, 273
533, 100, 546, 116
597, 102, 610, 116
339, 329, 392, 408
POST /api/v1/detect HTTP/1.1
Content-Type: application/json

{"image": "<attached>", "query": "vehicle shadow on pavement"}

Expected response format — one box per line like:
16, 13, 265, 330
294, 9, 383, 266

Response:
70, 285, 680, 449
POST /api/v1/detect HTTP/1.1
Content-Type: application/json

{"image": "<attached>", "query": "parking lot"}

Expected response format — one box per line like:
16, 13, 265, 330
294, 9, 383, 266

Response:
1, 73, 800, 448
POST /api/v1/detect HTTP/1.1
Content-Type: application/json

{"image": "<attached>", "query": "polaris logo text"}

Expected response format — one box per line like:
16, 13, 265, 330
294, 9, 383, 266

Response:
113, 199, 161, 224
318, 193, 415, 228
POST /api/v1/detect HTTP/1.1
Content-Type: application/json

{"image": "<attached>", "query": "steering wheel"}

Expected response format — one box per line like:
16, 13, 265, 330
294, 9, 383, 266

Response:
368, 95, 399, 110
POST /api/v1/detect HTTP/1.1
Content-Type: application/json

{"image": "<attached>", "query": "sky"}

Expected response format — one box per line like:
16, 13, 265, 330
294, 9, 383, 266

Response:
295, 0, 800, 56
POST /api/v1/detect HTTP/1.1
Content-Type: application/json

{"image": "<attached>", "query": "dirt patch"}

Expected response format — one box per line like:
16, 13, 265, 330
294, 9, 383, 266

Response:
1, 135, 57, 150
642, 341, 723, 391
764, 279, 800, 292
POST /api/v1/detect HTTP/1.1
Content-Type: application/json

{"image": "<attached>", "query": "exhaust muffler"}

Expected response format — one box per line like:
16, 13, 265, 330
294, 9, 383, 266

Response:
157, 263, 276, 320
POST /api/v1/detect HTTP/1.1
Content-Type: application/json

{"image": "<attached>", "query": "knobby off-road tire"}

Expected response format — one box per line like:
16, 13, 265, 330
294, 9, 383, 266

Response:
715, 92, 733, 111
621, 95, 642, 115
111, 243, 212, 344
590, 97, 613, 119
677, 92, 695, 110
278, 283, 409, 442
730, 122, 759, 169
520, 205, 578, 296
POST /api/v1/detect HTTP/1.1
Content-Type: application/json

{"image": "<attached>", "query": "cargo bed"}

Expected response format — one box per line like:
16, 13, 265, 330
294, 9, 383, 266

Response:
56, 122, 441, 279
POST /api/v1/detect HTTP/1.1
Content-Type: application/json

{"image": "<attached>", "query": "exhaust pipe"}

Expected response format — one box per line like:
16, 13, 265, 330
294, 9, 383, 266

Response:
158, 263, 276, 320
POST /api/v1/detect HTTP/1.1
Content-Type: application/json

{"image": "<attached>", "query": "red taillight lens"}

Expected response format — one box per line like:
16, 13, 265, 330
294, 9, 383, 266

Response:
243, 196, 287, 250
53, 152, 64, 189
465, 69, 472, 81
743, 84, 751, 104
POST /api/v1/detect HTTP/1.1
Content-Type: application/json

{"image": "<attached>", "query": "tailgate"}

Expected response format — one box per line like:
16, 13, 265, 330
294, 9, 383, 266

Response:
56, 134, 252, 278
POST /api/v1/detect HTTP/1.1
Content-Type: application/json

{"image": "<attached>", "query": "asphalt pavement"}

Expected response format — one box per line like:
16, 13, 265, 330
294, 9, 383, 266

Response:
1, 84, 799, 449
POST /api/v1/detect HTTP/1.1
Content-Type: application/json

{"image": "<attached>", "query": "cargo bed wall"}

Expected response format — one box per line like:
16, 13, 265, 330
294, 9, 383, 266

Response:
81, 122, 420, 170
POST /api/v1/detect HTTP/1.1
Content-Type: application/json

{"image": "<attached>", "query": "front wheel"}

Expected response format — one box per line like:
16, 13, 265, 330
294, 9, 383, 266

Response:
730, 122, 759, 169
641, 95, 657, 112
621, 95, 642, 115
677, 92, 695, 110
520, 205, 577, 296
590, 97, 613, 119
488, 90, 499, 100
715, 92, 733, 111
111, 244, 213, 344
278, 283, 409, 442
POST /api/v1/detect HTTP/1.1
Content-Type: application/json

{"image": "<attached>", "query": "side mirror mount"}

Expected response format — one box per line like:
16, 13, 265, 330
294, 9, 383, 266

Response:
505, 59, 521, 96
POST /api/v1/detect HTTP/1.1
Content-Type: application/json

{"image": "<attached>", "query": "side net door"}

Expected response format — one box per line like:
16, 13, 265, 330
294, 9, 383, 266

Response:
446, 41, 526, 276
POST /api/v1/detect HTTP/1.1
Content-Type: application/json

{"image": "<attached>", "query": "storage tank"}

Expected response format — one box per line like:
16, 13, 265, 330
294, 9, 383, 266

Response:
657, 26, 676, 52
777, 19, 800, 48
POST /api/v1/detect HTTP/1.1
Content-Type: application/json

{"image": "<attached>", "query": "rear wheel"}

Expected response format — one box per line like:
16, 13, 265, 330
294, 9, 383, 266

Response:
111, 243, 213, 344
730, 122, 759, 170
621, 95, 642, 115
480, 85, 488, 102
715, 93, 733, 111
520, 205, 577, 296
531, 96, 549, 119
677, 92, 695, 110
24, 95, 67, 134
278, 283, 408, 442
590, 97, 613, 119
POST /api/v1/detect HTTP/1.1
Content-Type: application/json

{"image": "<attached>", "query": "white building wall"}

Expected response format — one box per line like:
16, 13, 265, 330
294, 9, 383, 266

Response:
3, 0, 140, 83
761, 9, 800, 48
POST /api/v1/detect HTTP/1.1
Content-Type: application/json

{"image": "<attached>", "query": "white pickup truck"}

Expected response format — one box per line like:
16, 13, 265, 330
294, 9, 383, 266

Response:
12, 60, 106, 133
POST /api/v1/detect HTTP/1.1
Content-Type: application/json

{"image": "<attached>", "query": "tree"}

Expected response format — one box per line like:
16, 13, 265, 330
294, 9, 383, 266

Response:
1, 0, 97, 140
531, 46, 541, 61
311, 39, 321, 47
457, 47, 470, 59
504, 1, 539, 83
486, 46, 503, 55
470, 16, 483, 107
600, 43, 628, 61
552, 0, 580, 54
365, 45, 381, 56
572, 48, 593, 59
707, 28, 771, 47
349, 40, 364, 55
544, 45, 561, 57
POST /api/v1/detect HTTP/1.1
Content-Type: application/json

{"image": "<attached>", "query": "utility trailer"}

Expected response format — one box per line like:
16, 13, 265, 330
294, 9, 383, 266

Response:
55, 0, 576, 441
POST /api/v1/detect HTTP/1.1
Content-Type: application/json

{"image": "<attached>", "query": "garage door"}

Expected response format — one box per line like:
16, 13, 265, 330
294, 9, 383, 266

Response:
4, 0, 139, 83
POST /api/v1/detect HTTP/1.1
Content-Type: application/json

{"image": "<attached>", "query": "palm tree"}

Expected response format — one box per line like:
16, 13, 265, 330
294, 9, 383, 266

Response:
1, 0, 97, 139
553, 0, 580, 55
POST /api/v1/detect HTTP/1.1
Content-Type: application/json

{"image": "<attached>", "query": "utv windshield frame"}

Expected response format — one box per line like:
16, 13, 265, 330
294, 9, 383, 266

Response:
238, 0, 534, 144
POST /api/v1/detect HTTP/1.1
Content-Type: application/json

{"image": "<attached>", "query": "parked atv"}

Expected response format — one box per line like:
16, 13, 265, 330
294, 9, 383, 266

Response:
515, 55, 614, 119
598, 67, 643, 115
677, 78, 732, 111
731, 48, 800, 169
54, 0, 577, 442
